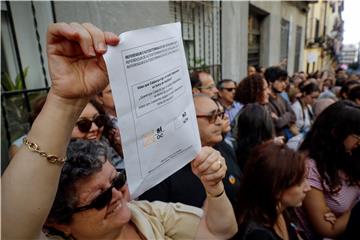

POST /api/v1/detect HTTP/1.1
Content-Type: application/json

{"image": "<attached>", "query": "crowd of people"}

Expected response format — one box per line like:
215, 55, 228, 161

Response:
3, 22, 360, 240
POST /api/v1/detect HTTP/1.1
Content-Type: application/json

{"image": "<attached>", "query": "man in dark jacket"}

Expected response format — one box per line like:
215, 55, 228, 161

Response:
264, 66, 296, 141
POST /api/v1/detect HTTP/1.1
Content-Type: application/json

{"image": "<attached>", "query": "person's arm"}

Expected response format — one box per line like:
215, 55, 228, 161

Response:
302, 187, 350, 238
8, 144, 20, 159
191, 147, 238, 239
270, 99, 297, 129
272, 111, 293, 129
2, 22, 119, 240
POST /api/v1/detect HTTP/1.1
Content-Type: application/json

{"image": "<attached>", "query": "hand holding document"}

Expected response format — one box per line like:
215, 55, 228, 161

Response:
104, 23, 201, 199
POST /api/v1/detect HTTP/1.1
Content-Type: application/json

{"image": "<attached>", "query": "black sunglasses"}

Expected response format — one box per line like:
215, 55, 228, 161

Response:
197, 110, 225, 124
76, 115, 106, 133
222, 87, 236, 92
73, 169, 127, 213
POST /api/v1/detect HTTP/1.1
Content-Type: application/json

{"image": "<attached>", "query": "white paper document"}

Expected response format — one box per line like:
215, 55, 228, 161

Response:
104, 22, 201, 199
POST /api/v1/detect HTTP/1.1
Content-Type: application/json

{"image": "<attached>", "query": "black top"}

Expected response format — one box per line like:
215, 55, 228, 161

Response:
213, 140, 242, 209
139, 140, 242, 209
139, 163, 206, 207
233, 213, 301, 240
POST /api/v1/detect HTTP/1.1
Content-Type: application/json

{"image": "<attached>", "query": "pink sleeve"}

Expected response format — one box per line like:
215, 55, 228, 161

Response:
306, 159, 324, 191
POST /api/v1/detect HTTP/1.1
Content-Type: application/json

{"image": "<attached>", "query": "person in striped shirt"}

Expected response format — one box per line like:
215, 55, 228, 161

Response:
295, 100, 360, 240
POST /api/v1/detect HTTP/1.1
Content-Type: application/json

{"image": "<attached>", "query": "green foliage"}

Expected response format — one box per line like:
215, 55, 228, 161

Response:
1, 66, 29, 91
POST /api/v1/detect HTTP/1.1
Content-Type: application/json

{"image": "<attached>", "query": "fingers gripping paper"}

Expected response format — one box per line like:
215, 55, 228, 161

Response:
104, 23, 201, 199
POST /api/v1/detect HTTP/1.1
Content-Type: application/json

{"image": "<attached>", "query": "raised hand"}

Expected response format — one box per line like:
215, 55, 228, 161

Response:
47, 22, 119, 99
191, 147, 227, 196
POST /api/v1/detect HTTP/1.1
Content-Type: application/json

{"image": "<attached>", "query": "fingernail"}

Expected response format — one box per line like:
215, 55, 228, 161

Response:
98, 42, 107, 52
88, 46, 96, 56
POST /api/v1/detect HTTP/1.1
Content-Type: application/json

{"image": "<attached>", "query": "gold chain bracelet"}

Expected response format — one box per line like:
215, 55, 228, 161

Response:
23, 137, 66, 164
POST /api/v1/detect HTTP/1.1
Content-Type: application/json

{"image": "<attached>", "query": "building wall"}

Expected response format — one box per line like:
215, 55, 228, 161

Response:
56, 1, 246, 82
304, 0, 344, 73
340, 44, 357, 64
54, 1, 173, 34
248, 1, 307, 75
250, 1, 281, 68
281, 3, 306, 74
3, 1, 309, 85
221, 1, 248, 82
304, 47, 322, 73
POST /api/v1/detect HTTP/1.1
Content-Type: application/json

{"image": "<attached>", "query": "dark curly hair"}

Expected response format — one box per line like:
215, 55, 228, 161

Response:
46, 139, 112, 225
234, 73, 265, 104
89, 99, 113, 137
264, 66, 288, 84
299, 100, 360, 194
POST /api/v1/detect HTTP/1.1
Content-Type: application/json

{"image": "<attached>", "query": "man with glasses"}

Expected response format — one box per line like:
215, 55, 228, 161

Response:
217, 79, 243, 126
190, 71, 219, 98
139, 94, 241, 210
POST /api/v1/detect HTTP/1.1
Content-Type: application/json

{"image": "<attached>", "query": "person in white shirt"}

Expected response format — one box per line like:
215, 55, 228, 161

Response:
291, 82, 320, 134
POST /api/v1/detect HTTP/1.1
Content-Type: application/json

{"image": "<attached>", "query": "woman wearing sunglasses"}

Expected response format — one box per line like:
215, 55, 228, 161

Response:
72, 99, 124, 168
72, 100, 106, 141
3, 22, 237, 240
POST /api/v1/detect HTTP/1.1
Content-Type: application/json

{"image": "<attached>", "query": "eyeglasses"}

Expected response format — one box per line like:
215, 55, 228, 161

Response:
196, 84, 216, 90
73, 169, 127, 213
221, 87, 236, 92
197, 110, 225, 123
76, 115, 106, 133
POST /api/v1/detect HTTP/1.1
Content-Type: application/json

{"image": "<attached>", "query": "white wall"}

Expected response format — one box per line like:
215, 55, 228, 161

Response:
281, 3, 307, 74
250, 1, 281, 68
54, 1, 173, 34
221, 1, 248, 82
4, 1, 309, 87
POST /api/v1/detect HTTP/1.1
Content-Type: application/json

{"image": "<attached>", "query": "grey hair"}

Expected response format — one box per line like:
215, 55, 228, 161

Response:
46, 139, 113, 225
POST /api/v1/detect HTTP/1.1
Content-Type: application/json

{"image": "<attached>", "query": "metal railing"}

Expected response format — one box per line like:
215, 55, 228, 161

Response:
171, 1, 222, 81
1, 1, 55, 171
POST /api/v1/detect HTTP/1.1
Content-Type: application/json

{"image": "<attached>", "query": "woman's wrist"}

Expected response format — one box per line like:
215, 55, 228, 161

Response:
205, 182, 225, 199
47, 89, 89, 112
206, 189, 225, 198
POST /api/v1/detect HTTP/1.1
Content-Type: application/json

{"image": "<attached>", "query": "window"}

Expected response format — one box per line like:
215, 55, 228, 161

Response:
1, 1, 53, 170
294, 25, 302, 72
280, 19, 290, 70
1, 5, 18, 82
171, 1, 222, 81
315, 18, 320, 40
248, 11, 262, 67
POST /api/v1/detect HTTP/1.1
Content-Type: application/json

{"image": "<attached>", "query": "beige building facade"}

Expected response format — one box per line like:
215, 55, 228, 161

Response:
304, 0, 344, 74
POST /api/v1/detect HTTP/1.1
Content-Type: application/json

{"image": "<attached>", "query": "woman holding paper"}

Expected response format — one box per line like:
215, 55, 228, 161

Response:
2, 22, 237, 240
